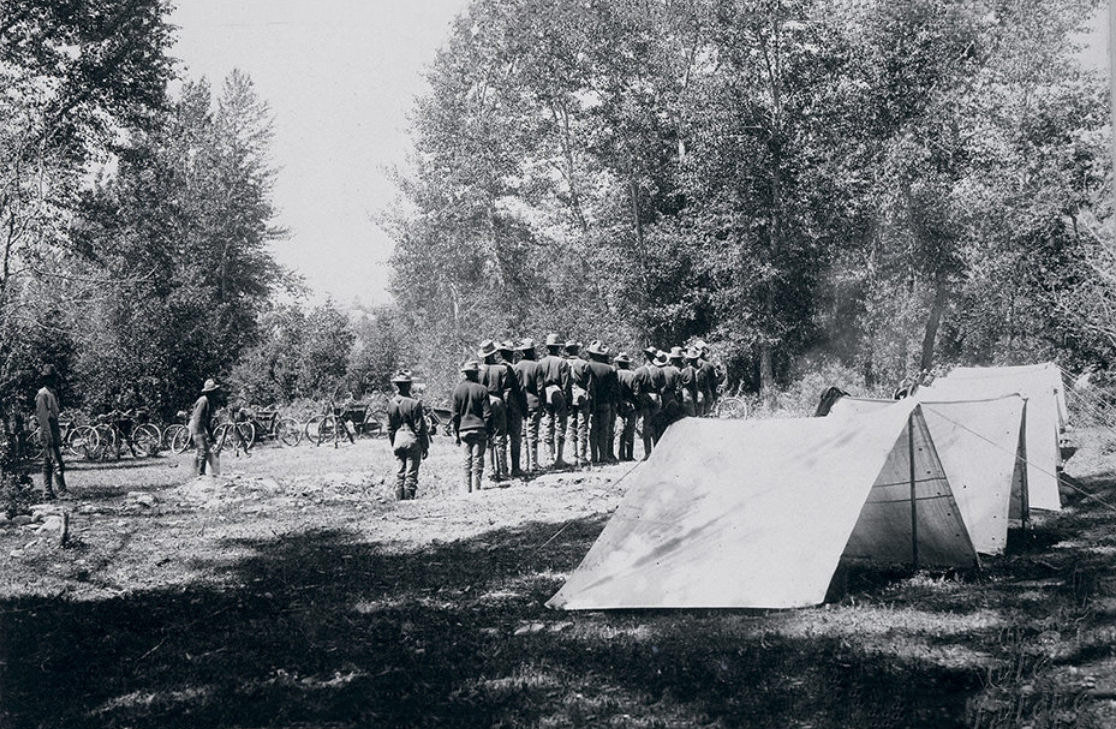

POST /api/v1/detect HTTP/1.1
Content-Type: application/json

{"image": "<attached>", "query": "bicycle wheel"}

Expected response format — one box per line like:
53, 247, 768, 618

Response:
212, 423, 232, 453
169, 426, 192, 454
362, 409, 386, 438
277, 418, 302, 447
133, 423, 162, 457
304, 416, 324, 444
92, 424, 119, 460
26, 428, 45, 462
315, 414, 342, 446
66, 425, 99, 459
238, 421, 256, 451
715, 397, 748, 419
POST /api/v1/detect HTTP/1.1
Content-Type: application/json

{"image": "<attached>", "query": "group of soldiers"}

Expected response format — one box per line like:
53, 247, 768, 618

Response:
440, 335, 720, 494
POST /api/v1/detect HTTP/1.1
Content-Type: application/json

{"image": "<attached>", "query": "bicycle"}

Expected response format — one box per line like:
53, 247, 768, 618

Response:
89, 410, 161, 461
29, 415, 100, 461
245, 407, 302, 447
163, 410, 193, 454
212, 409, 255, 456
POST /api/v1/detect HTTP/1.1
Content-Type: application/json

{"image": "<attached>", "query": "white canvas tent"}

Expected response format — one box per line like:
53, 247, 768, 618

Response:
829, 395, 1028, 555
921, 363, 1065, 511
547, 401, 978, 611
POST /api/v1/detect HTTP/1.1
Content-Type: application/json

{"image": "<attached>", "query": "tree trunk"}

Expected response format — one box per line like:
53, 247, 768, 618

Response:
760, 341, 775, 408
919, 280, 948, 372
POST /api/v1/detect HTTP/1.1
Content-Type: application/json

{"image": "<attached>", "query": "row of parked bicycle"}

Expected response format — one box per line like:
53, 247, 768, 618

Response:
8, 397, 461, 464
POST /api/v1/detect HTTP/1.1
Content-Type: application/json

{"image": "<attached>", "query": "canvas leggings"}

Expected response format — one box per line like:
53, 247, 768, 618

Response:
566, 399, 591, 466
394, 442, 422, 500
544, 391, 567, 464
461, 429, 487, 492
487, 395, 508, 479
522, 407, 543, 470
638, 395, 660, 460
618, 408, 637, 460
589, 406, 611, 463
193, 432, 219, 476
506, 402, 524, 474
41, 425, 66, 495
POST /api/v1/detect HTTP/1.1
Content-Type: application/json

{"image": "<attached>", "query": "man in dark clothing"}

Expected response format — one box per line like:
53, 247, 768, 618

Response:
452, 360, 492, 494
680, 348, 702, 418
656, 348, 685, 441
514, 338, 545, 472
614, 352, 639, 461
498, 340, 528, 478
697, 341, 719, 416
387, 370, 429, 500
564, 340, 592, 468
539, 333, 571, 468
189, 379, 222, 477
478, 339, 510, 481
34, 365, 67, 500
634, 346, 664, 459
585, 341, 618, 464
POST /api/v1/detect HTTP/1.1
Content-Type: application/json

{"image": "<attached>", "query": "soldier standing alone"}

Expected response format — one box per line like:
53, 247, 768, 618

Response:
189, 379, 222, 477
34, 365, 68, 500
387, 370, 429, 500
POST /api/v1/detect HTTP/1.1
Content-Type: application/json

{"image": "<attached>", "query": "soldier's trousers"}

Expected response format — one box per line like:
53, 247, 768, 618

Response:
487, 396, 508, 479
394, 442, 422, 500
544, 393, 567, 464
461, 430, 486, 492
618, 409, 637, 460
506, 404, 524, 474
638, 401, 659, 460
523, 407, 543, 470
567, 400, 591, 465
193, 432, 219, 476
41, 437, 66, 495
606, 403, 617, 460
589, 406, 611, 463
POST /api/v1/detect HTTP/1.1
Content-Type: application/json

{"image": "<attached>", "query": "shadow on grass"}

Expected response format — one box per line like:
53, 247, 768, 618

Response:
0, 514, 982, 729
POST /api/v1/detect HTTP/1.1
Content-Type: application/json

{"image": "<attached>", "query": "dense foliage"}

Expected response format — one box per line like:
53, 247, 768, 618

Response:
388, 0, 1111, 399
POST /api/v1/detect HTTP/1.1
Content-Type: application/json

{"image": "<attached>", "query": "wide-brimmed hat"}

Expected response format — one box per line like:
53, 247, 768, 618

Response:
478, 339, 498, 358
518, 338, 536, 352
668, 346, 685, 361
201, 378, 221, 393
587, 340, 607, 357
545, 333, 562, 347
391, 369, 413, 384
498, 340, 516, 353
615, 352, 631, 365
685, 347, 702, 360
653, 351, 669, 366
643, 345, 658, 358
564, 340, 580, 352
460, 360, 480, 373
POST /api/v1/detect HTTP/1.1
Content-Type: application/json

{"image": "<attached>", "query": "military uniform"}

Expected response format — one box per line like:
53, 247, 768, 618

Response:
514, 339, 545, 471
585, 342, 618, 464
564, 342, 592, 468
34, 366, 67, 498
189, 379, 221, 476
452, 361, 492, 493
634, 347, 664, 459
478, 340, 510, 481
387, 371, 429, 500
614, 353, 639, 461
657, 348, 685, 440
498, 342, 528, 477
538, 333, 571, 466
680, 351, 701, 418
697, 342, 719, 416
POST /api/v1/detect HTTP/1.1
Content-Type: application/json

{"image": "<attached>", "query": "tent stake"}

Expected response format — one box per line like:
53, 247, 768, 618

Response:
909, 410, 919, 570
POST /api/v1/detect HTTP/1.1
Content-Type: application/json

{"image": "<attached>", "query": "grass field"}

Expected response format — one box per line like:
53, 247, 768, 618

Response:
2, 430, 1116, 728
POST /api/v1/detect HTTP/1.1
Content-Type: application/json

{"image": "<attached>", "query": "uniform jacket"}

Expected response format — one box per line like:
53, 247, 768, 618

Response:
586, 359, 618, 407
451, 380, 492, 434
680, 365, 700, 403
498, 359, 528, 414
635, 363, 665, 399
514, 359, 544, 411
387, 395, 429, 450
699, 360, 719, 399
660, 365, 683, 402
34, 387, 60, 447
616, 369, 639, 413
188, 394, 214, 438
538, 354, 572, 400
480, 362, 512, 401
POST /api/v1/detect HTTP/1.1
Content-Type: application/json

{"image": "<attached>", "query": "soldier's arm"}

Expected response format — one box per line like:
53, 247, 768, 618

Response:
509, 365, 527, 412
386, 403, 398, 443
481, 389, 493, 433
415, 402, 429, 450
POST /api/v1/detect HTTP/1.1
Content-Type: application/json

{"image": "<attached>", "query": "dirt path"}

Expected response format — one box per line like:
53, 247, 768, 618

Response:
1, 436, 1116, 728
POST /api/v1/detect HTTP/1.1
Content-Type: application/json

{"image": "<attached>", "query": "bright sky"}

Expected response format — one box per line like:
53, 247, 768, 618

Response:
170, 0, 469, 309
170, 2, 1108, 310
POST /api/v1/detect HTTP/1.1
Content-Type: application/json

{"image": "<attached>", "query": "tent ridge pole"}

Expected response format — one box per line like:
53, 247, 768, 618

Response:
909, 409, 919, 570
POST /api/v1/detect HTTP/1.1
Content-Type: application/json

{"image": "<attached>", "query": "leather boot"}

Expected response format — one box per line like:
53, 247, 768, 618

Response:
554, 440, 568, 468
42, 468, 56, 500
54, 471, 68, 496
